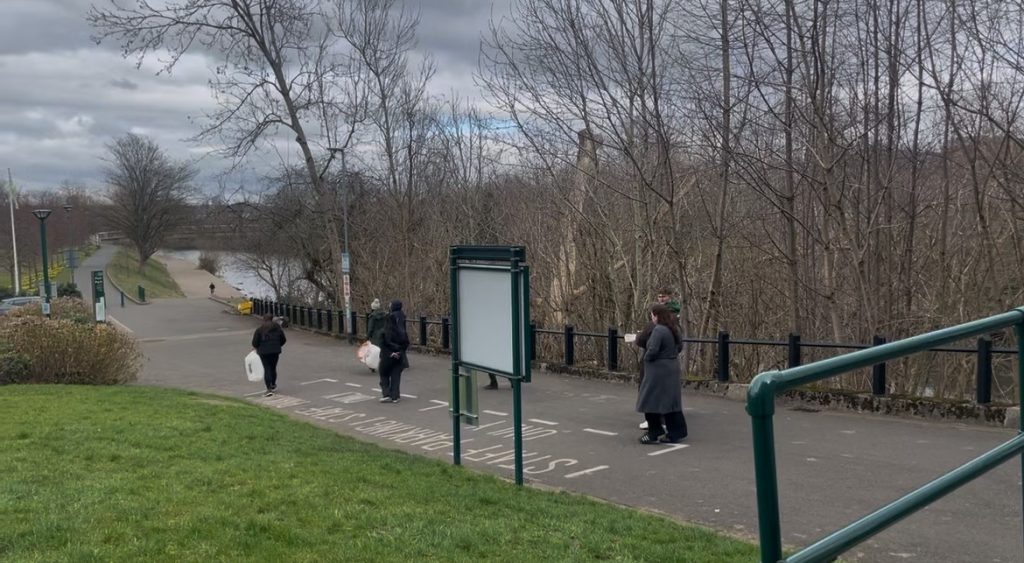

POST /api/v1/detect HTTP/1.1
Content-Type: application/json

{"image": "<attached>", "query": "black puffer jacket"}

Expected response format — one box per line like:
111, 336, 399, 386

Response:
252, 323, 287, 355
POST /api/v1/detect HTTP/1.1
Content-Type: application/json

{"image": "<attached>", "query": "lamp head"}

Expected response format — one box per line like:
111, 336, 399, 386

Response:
32, 209, 52, 221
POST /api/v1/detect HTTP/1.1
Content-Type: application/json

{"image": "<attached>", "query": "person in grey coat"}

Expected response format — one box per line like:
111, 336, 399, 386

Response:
636, 304, 688, 444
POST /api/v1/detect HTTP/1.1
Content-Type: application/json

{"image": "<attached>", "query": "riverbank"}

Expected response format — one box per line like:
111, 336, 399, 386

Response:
153, 251, 242, 300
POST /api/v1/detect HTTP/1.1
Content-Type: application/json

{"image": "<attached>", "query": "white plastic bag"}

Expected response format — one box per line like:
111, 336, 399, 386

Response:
357, 341, 381, 371
245, 351, 264, 382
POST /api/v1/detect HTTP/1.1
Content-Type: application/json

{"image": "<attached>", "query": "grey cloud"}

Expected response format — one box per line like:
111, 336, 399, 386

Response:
1, 0, 511, 193
109, 78, 138, 90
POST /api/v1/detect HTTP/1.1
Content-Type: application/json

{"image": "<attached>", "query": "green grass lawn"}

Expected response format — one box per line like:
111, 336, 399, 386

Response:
107, 248, 184, 299
0, 386, 759, 562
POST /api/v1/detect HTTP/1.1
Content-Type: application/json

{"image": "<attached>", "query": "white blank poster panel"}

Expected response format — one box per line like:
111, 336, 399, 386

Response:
458, 267, 513, 374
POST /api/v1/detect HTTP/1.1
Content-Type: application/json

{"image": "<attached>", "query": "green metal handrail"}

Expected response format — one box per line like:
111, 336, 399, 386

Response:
747, 308, 1024, 562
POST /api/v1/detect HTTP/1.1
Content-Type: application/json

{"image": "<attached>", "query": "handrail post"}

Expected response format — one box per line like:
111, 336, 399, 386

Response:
749, 377, 783, 563
787, 332, 801, 368
976, 336, 993, 405
441, 316, 450, 349
1015, 321, 1024, 550
326, 308, 333, 332
419, 315, 427, 346
607, 327, 619, 371
872, 335, 887, 396
564, 325, 575, 366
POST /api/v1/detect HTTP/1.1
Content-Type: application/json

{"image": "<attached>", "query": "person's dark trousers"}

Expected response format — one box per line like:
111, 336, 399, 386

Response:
260, 353, 280, 390
379, 358, 404, 400
664, 411, 688, 440
644, 412, 665, 439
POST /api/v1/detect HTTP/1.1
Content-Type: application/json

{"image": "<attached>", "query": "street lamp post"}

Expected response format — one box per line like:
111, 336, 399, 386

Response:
32, 209, 52, 317
63, 204, 75, 284
326, 147, 352, 336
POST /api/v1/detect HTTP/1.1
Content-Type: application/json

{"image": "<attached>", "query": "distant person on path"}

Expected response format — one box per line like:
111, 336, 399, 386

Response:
637, 304, 687, 444
209, 282, 216, 296
378, 299, 410, 403
252, 313, 287, 397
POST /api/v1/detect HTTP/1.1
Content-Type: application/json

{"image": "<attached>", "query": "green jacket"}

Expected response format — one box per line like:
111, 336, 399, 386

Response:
367, 310, 387, 346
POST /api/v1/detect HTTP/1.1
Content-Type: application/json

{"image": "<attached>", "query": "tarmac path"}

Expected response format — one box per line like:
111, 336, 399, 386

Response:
77, 246, 1024, 562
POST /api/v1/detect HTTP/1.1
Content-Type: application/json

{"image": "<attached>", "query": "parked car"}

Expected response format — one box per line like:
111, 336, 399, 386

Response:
0, 296, 42, 316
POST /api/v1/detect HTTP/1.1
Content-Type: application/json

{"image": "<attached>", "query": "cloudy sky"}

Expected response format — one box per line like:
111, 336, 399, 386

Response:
0, 0, 510, 194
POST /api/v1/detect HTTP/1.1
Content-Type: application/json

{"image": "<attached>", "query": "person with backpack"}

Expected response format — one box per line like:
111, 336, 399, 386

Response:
252, 313, 287, 397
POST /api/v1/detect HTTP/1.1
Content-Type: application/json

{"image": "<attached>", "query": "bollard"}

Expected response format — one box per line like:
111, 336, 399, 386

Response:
871, 335, 887, 396
441, 317, 450, 349
607, 327, 619, 371
787, 333, 802, 368
976, 336, 993, 404
717, 330, 731, 382
530, 322, 538, 361
137, 284, 146, 302
564, 325, 575, 366
419, 316, 428, 346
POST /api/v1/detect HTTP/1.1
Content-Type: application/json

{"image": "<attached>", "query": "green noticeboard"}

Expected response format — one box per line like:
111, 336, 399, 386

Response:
91, 270, 106, 323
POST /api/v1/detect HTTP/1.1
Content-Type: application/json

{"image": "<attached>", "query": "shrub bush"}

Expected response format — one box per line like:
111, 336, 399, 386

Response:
0, 341, 31, 384
198, 252, 221, 276
57, 282, 83, 298
9, 297, 94, 325
0, 317, 141, 385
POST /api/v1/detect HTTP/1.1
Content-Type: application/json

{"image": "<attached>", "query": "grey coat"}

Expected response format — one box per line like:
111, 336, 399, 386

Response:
635, 324, 682, 414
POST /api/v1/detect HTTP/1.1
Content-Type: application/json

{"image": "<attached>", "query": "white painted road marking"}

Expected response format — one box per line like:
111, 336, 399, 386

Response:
419, 403, 448, 411
301, 378, 338, 385
583, 428, 618, 436
344, 383, 362, 387
484, 410, 508, 416
564, 465, 609, 478
648, 443, 690, 456
529, 418, 558, 426
401, 394, 418, 399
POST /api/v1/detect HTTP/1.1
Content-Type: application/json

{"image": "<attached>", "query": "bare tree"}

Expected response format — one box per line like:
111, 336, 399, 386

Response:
89, 0, 350, 301
102, 133, 197, 267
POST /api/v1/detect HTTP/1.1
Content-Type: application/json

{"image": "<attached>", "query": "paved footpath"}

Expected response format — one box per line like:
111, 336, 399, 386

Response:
78, 248, 1023, 562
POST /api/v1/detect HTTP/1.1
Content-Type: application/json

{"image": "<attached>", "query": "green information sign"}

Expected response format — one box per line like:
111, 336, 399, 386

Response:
91, 270, 106, 323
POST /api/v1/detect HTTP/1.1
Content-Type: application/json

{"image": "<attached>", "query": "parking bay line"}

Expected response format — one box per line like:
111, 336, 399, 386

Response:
648, 444, 690, 456
564, 465, 610, 478
583, 428, 618, 436
529, 418, 558, 426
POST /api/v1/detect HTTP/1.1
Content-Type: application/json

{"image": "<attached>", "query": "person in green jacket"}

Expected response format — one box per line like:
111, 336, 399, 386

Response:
367, 299, 387, 347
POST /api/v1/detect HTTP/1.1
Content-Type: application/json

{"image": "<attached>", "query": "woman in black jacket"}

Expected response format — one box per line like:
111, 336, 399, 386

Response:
378, 300, 410, 403
252, 314, 287, 397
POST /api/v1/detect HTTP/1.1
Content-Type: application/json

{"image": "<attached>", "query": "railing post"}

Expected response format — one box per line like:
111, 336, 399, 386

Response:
326, 308, 333, 332
751, 412, 784, 563
787, 332, 802, 368
717, 330, 731, 382
607, 327, 619, 371
317, 308, 324, 331
308, 307, 315, 328
976, 336, 993, 405
530, 322, 537, 361
441, 316, 450, 349
419, 315, 427, 346
564, 325, 575, 366
349, 311, 358, 340
872, 335, 887, 396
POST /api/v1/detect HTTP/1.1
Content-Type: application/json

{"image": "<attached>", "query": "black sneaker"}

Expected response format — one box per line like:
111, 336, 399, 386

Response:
270, 385, 277, 391
391, 398, 401, 404
379, 397, 393, 403
264, 391, 275, 397
484, 383, 498, 390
